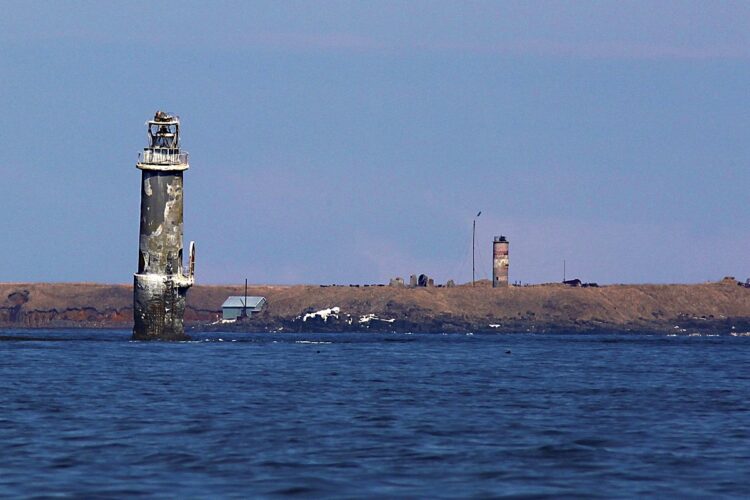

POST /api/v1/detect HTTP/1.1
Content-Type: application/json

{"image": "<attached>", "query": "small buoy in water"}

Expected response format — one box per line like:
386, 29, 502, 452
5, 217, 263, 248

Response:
505, 350, 511, 354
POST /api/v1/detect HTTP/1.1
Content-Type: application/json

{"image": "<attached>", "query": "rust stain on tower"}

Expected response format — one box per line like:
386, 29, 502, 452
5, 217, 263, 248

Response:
133, 111, 195, 340
492, 236, 509, 288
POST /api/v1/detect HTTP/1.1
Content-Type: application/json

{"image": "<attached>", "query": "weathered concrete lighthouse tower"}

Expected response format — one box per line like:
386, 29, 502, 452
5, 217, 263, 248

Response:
133, 111, 195, 340
492, 236, 509, 288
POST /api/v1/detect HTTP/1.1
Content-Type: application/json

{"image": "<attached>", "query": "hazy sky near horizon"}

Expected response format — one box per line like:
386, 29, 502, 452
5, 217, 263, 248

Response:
1, 1, 749, 285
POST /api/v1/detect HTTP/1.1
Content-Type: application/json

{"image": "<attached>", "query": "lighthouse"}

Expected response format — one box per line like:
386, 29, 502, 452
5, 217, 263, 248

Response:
492, 236, 509, 288
133, 111, 195, 340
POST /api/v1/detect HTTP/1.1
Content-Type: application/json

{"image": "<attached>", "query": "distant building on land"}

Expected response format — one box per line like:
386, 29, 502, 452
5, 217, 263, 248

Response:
563, 278, 598, 288
389, 277, 405, 287
404, 273, 440, 287
221, 296, 266, 320
492, 236, 509, 288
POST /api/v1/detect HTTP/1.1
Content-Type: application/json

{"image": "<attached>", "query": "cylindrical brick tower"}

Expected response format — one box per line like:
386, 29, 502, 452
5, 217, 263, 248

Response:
133, 111, 195, 340
492, 236, 509, 288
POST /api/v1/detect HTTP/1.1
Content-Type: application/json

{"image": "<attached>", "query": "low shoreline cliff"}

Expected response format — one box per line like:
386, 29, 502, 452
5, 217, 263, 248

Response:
2, 280, 750, 334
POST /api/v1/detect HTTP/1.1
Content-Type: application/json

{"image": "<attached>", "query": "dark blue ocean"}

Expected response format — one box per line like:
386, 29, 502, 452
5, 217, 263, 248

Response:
1, 330, 749, 498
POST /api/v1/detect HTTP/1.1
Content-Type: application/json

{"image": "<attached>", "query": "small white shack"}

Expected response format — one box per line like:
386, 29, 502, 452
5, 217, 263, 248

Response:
221, 296, 266, 320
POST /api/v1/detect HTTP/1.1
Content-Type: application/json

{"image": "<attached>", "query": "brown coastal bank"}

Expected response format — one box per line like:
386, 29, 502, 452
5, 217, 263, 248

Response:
2, 279, 750, 334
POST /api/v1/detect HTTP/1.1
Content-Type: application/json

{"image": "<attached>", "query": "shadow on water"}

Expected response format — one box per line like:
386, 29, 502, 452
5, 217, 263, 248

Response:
0, 329, 134, 342
0, 331, 428, 346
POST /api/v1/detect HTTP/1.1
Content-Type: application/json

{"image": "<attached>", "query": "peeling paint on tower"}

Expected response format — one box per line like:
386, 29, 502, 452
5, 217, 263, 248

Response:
133, 111, 195, 340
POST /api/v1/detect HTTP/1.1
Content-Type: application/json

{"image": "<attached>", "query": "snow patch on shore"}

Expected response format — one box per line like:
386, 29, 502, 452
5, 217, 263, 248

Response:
359, 314, 395, 324
210, 318, 236, 325
302, 307, 340, 322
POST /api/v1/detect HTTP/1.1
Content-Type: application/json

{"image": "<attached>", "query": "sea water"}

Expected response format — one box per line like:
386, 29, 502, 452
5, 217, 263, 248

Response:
1, 330, 748, 497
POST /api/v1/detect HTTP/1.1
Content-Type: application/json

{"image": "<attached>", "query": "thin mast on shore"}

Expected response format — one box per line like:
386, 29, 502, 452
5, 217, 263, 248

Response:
472, 211, 481, 286
241, 278, 248, 319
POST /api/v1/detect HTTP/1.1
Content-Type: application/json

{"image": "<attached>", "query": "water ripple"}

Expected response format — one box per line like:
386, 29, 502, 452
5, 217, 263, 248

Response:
0, 330, 749, 497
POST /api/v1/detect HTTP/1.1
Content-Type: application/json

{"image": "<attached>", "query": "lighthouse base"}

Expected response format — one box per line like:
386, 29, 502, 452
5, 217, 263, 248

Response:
133, 274, 190, 341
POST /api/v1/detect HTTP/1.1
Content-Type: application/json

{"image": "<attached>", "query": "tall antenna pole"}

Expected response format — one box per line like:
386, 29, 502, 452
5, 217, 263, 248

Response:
563, 259, 566, 282
472, 211, 481, 286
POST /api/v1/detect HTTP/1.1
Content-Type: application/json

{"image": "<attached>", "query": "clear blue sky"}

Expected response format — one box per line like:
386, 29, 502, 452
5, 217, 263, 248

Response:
1, 1, 749, 285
